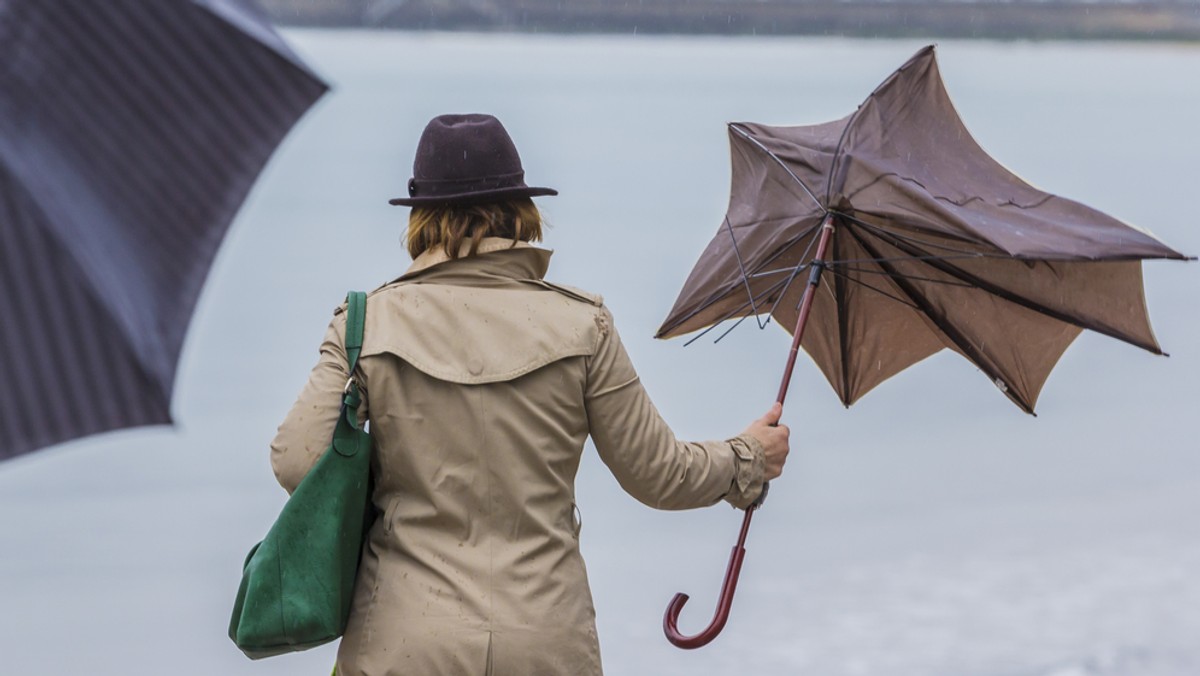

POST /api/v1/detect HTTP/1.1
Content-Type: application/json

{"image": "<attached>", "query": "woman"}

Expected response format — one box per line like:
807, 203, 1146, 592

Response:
270, 114, 790, 675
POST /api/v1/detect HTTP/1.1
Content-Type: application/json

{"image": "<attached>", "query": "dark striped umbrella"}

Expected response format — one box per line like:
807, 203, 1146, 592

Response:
0, 0, 327, 461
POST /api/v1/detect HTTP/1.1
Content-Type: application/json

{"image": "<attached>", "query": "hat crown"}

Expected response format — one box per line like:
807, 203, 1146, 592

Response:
390, 113, 557, 206
412, 114, 523, 183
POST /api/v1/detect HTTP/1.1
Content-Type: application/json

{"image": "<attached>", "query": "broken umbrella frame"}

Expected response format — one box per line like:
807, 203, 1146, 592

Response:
657, 46, 1190, 649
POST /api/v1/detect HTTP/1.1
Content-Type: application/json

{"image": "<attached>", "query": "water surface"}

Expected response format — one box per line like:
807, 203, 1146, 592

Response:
1, 32, 1197, 676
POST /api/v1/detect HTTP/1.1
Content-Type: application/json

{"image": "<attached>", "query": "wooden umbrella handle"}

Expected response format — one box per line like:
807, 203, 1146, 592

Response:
663, 506, 755, 649
662, 213, 836, 649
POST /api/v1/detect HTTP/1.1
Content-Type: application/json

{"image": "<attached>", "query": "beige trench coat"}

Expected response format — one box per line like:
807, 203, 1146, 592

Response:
271, 238, 765, 676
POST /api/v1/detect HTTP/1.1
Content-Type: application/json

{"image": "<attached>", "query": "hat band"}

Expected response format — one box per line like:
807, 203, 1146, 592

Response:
409, 170, 526, 198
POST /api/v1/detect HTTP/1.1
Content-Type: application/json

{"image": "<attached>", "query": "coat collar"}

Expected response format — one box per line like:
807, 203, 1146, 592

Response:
396, 237, 552, 284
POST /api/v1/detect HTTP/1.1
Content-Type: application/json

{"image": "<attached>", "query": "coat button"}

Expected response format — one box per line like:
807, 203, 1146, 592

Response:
468, 356, 484, 376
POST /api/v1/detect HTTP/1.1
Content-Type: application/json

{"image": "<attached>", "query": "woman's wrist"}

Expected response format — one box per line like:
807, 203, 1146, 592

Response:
722, 433, 766, 509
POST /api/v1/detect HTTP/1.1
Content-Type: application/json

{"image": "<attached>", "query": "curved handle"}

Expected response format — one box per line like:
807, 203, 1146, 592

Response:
662, 507, 756, 649
663, 544, 747, 648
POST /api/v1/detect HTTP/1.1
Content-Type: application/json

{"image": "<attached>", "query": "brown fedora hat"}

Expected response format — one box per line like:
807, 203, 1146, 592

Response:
389, 113, 558, 207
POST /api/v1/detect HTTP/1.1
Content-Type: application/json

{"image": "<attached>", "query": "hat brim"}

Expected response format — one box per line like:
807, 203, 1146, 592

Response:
389, 185, 558, 207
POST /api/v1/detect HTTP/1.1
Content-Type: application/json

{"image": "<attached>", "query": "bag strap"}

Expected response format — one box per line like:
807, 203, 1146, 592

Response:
337, 291, 368, 437
344, 291, 366, 373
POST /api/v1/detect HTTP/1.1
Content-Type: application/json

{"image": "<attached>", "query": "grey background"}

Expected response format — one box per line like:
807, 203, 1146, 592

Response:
1, 33, 1197, 675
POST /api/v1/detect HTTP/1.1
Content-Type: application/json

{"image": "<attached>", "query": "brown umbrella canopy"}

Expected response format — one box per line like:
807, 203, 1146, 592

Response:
657, 45, 1188, 414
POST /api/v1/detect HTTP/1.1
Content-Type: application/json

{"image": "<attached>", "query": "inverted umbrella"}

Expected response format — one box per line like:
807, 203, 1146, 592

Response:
657, 45, 1189, 648
0, 0, 327, 461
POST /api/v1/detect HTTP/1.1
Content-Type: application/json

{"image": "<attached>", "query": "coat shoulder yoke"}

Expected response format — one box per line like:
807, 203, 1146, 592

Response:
349, 279, 606, 385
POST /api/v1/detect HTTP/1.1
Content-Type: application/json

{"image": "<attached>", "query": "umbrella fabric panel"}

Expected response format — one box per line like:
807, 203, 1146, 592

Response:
839, 223, 1086, 412
657, 204, 1160, 412
0, 0, 327, 459
655, 218, 824, 339
0, 0, 326, 384
194, 0, 324, 79
728, 117, 847, 217
832, 46, 1182, 261
0, 174, 169, 459
717, 49, 1183, 262
802, 225, 948, 407
655, 121, 843, 339
843, 213, 1164, 354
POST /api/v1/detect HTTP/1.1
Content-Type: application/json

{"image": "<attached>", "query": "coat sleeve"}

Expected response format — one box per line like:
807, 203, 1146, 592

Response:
270, 310, 370, 494
584, 306, 765, 510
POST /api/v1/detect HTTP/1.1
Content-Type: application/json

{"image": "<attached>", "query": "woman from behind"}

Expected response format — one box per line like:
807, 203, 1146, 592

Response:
269, 113, 790, 675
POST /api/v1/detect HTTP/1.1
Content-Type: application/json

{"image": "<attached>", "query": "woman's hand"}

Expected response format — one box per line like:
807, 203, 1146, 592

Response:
742, 403, 790, 481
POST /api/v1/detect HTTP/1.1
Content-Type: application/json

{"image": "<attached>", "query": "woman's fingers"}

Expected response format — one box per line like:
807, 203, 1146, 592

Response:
758, 402, 783, 427
743, 404, 790, 481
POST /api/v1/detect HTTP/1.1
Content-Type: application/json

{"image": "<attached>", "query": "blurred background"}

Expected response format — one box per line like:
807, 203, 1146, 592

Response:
0, 3, 1197, 675
261, 0, 1200, 41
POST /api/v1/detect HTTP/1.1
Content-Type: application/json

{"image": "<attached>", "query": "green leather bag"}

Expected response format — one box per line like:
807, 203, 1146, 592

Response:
230, 291, 373, 659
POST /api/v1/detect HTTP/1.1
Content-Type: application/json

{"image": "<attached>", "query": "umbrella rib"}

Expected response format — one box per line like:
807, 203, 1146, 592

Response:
756, 223, 822, 271
827, 254, 995, 266
728, 123, 826, 212
825, 117, 858, 206
832, 230, 852, 405
826, 264, 978, 289
826, 268, 921, 311
748, 267, 801, 279
846, 227, 1036, 414
660, 223, 820, 337
752, 241, 980, 279
765, 223, 824, 319
682, 276, 793, 346
863, 223, 1165, 355
712, 314, 751, 344
724, 216, 768, 329
838, 212, 1008, 260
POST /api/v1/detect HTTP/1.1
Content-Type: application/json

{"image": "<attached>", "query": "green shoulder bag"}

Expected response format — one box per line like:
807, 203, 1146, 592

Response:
229, 291, 373, 659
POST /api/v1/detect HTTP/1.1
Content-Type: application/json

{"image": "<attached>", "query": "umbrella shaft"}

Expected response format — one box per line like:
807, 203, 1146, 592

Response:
775, 214, 836, 407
